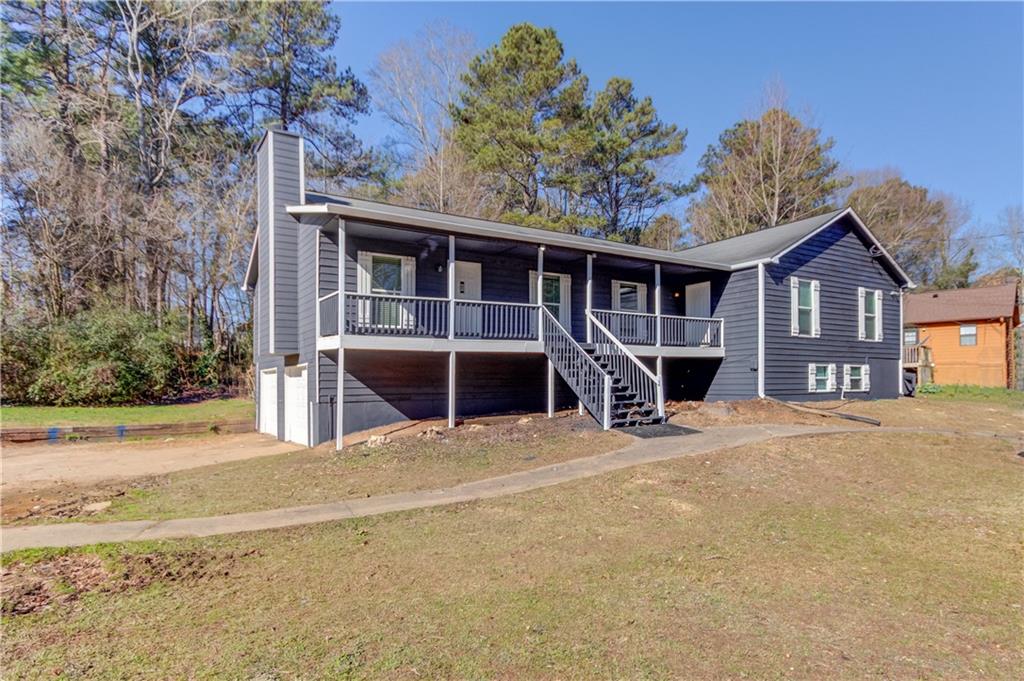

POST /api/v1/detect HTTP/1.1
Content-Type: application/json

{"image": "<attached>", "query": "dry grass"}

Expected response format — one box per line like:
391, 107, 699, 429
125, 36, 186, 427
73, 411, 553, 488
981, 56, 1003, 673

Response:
3, 431, 1021, 679
10, 414, 625, 524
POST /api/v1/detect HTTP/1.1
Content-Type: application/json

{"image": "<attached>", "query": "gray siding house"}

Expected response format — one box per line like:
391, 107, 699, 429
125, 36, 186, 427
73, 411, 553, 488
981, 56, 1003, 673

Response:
244, 129, 914, 447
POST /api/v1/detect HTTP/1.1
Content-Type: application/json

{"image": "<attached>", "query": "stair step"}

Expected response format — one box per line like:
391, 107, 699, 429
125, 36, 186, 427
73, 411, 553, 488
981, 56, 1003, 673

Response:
610, 415, 666, 428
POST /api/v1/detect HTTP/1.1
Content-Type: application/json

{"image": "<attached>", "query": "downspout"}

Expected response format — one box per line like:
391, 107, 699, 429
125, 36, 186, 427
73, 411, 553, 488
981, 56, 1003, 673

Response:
757, 262, 766, 398
898, 285, 905, 397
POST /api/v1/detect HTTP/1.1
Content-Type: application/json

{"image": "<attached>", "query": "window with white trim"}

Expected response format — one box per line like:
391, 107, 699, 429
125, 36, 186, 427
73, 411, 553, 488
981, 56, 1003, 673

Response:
807, 363, 837, 392
843, 364, 870, 392
612, 280, 647, 313
959, 323, 977, 346
903, 328, 918, 346
791, 277, 820, 337
857, 287, 883, 341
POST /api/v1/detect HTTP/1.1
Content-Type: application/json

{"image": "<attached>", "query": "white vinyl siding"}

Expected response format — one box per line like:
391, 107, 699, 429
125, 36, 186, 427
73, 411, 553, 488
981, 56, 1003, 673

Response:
843, 364, 870, 392
858, 287, 883, 341
791, 277, 820, 337
807, 363, 836, 392
611, 280, 648, 313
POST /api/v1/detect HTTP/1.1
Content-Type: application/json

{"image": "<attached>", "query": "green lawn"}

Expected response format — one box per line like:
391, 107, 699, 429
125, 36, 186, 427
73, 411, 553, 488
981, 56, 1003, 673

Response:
916, 383, 1024, 407
0, 398, 253, 428
3, 431, 1021, 679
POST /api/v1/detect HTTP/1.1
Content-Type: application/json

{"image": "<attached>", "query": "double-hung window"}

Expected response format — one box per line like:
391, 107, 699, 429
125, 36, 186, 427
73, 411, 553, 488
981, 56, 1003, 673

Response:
843, 364, 870, 392
612, 280, 648, 313
790, 277, 820, 337
858, 287, 883, 341
807, 363, 836, 392
903, 328, 918, 346
959, 323, 977, 346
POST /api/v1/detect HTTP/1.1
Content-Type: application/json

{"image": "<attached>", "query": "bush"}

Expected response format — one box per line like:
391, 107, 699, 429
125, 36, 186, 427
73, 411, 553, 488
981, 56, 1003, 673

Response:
25, 305, 184, 406
0, 307, 49, 403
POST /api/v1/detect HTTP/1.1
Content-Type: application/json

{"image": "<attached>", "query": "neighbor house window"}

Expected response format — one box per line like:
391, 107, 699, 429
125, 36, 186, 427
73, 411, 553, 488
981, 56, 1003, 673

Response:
858, 288, 883, 341
791, 277, 820, 337
843, 364, 870, 392
903, 328, 918, 346
807, 363, 836, 393
612, 280, 648, 313
959, 323, 977, 346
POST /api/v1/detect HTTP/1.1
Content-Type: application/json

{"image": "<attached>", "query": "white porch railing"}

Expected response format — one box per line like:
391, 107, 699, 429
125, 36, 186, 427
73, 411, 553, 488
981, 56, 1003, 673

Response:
343, 293, 449, 338
591, 309, 657, 345
454, 301, 538, 340
660, 315, 723, 348
588, 313, 665, 419
318, 291, 339, 336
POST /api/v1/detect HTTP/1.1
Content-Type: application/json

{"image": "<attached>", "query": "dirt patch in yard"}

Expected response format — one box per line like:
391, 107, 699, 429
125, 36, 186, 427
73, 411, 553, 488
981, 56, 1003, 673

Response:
1, 548, 251, 617
7, 413, 626, 525
668, 399, 846, 428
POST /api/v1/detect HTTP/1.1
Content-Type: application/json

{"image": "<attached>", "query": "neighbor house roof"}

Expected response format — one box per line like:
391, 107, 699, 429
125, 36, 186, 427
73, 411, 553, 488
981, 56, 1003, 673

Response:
904, 282, 1020, 325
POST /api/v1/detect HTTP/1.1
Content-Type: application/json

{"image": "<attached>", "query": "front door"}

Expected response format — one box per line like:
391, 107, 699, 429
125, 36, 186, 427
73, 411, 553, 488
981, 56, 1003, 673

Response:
258, 368, 278, 437
454, 261, 483, 336
685, 281, 712, 345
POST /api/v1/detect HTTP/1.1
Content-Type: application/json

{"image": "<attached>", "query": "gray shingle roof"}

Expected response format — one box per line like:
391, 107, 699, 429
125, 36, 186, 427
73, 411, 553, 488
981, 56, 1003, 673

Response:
676, 209, 848, 267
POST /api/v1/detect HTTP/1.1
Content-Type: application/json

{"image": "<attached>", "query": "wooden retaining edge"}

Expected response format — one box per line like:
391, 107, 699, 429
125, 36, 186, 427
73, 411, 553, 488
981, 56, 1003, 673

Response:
1, 420, 254, 444
764, 397, 882, 426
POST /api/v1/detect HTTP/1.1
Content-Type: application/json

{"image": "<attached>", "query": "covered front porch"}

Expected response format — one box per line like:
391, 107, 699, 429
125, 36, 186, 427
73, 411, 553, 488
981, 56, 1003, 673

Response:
310, 216, 726, 358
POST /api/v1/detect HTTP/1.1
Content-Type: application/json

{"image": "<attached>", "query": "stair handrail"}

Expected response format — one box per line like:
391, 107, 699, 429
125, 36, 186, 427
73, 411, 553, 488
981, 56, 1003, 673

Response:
540, 307, 611, 429
588, 312, 665, 418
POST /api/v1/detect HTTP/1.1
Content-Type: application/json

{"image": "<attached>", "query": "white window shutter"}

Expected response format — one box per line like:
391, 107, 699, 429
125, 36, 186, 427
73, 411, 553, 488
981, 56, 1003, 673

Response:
638, 283, 648, 313
828, 364, 837, 391
400, 256, 416, 296
843, 364, 851, 390
863, 365, 871, 391
875, 289, 884, 341
611, 280, 621, 310
807, 364, 817, 392
811, 280, 821, 338
857, 287, 866, 340
790, 278, 800, 336
529, 271, 538, 304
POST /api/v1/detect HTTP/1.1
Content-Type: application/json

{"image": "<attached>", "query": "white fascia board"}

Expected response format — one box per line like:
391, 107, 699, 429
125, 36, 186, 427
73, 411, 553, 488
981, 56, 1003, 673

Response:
242, 230, 259, 291
286, 203, 730, 272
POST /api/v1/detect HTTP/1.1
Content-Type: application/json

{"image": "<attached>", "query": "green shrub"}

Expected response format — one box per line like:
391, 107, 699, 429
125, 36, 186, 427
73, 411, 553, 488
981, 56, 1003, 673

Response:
0, 307, 48, 403
26, 305, 184, 406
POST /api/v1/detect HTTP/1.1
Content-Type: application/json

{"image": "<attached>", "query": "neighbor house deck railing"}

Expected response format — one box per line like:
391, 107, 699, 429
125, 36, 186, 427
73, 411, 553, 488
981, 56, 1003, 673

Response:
343, 293, 449, 338
453, 300, 538, 340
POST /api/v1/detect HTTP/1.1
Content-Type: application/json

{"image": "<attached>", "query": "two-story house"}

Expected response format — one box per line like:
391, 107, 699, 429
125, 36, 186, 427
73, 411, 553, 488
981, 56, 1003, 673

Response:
244, 129, 914, 447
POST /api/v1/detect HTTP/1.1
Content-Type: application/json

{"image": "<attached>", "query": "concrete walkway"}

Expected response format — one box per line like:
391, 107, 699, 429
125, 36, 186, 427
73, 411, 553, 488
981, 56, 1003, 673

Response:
3, 423, 1016, 552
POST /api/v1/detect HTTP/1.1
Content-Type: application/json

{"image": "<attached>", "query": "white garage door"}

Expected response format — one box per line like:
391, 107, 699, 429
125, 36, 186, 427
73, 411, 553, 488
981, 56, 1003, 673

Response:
283, 364, 309, 446
258, 368, 278, 437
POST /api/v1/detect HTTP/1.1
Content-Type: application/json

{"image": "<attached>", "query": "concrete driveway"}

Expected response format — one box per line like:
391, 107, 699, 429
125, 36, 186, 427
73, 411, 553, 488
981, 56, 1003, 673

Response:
1, 433, 301, 490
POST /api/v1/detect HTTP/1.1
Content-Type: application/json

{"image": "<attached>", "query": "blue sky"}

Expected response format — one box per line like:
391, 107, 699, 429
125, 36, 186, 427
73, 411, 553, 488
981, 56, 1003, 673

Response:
333, 1, 1023, 238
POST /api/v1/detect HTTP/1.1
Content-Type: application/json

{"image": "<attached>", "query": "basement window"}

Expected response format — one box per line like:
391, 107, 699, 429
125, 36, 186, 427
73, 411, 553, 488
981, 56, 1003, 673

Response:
807, 363, 836, 393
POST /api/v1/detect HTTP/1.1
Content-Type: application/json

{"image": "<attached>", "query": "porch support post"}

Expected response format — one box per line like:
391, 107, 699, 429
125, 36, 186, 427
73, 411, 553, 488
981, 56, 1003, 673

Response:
656, 354, 666, 419
448, 235, 455, 340
448, 350, 456, 428
335, 219, 346, 450
586, 254, 594, 343
655, 263, 662, 347
536, 245, 545, 340
547, 359, 555, 418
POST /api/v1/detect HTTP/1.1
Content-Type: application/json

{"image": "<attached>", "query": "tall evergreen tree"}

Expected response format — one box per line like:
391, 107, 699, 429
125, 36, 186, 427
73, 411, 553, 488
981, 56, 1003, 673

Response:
578, 77, 686, 241
453, 23, 588, 225
228, 0, 370, 180
687, 106, 849, 242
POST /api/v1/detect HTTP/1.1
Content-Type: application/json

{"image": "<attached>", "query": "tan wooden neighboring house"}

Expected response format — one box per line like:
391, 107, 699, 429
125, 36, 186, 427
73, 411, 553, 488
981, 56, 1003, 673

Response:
903, 282, 1020, 388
